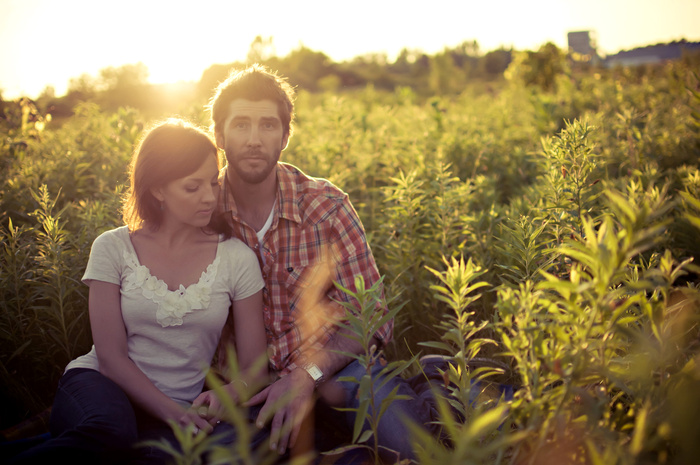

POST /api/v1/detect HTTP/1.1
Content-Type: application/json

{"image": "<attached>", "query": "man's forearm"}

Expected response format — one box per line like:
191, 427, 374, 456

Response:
303, 327, 379, 383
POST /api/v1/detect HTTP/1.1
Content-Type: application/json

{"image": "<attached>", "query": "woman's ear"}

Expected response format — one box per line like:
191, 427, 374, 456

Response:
150, 187, 164, 202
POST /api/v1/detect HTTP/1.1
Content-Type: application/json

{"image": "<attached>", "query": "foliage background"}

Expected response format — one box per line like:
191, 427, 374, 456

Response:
2, 41, 700, 463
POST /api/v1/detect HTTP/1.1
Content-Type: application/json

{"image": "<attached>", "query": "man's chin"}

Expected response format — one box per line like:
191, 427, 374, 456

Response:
234, 164, 274, 184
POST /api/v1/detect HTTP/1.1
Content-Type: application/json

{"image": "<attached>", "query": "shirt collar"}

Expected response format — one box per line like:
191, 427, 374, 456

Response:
276, 163, 302, 225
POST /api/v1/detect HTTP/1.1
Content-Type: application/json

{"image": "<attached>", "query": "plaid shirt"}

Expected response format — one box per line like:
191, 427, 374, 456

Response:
219, 163, 393, 375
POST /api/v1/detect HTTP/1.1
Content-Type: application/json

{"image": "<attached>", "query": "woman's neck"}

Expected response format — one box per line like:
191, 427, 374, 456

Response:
139, 222, 207, 249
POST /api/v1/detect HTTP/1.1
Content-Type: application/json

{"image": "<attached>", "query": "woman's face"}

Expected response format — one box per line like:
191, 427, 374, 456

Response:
155, 152, 220, 229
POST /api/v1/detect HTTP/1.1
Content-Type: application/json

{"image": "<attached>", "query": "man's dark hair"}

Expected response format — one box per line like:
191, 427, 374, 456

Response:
209, 64, 296, 139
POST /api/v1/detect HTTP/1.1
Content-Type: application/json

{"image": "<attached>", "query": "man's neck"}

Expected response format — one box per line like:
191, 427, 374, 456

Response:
227, 166, 278, 232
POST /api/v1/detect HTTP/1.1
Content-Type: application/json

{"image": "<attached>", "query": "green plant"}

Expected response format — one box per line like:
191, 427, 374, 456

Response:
420, 257, 499, 412
408, 257, 523, 465
330, 276, 414, 465
491, 187, 698, 464
538, 119, 605, 239
142, 347, 284, 465
1, 186, 95, 423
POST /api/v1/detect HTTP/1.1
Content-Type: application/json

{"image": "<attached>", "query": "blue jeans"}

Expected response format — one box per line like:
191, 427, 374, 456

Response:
7, 362, 442, 465
5, 368, 252, 465
310, 359, 443, 464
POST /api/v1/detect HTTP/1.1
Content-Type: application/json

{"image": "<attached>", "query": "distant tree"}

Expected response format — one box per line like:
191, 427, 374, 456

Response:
274, 45, 334, 91
450, 40, 480, 77
348, 53, 394, 90
98, 63, 149, 91
429, 48, 465, 95
482, 48, 513, 78
35, 86, 56, 111
318, 74, 341, 93
246, 36, 276, 64
66, 73, 98, 102
330, 63, 365, 88
505, 42, 568, 91
0, 89, 7, 128
97, 62, 151, 111
392, 48, 415, 75
198, 63, 238, 101
389, 48, 431, 92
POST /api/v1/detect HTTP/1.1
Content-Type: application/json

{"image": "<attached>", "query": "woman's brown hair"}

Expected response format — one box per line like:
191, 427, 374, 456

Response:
122, 118, 224, 233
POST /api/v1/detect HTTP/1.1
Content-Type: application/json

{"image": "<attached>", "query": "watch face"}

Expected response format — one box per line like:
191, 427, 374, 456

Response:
306, 364, 323, 381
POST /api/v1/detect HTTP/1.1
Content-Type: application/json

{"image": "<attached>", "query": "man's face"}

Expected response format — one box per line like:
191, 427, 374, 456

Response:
217, 99, 289, 185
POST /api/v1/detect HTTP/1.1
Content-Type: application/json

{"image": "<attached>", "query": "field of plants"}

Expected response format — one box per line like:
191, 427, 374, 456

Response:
2, 51, 700, 464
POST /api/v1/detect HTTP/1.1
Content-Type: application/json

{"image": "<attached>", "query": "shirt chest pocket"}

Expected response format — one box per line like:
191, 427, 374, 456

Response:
282, 258, 336, 326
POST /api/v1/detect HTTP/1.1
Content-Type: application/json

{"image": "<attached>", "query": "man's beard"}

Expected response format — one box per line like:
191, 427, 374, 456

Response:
225, 147, 279, 185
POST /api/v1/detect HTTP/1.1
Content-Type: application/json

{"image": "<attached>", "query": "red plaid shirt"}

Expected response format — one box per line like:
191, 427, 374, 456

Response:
219, 163, 393, 375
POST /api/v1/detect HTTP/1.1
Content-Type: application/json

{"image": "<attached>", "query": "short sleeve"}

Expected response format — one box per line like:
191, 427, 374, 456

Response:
82, 229, 124, 286
225, 240, 265, 301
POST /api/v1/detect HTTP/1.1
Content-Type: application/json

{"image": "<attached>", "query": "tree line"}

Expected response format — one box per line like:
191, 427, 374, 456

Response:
3, 36, 518, 123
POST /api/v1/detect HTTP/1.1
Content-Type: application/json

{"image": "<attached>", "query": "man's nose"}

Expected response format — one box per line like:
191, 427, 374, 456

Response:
247, 126, 262, 146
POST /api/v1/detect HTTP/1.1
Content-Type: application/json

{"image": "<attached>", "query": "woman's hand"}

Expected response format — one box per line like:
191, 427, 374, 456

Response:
177, 404, 215, 434
192, 381, 245, 426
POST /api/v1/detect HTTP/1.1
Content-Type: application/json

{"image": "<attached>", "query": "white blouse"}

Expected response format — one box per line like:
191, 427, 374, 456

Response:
65, 226, 264, 406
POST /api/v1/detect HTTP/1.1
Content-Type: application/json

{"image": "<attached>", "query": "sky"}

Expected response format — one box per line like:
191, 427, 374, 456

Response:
1, 0, 699, 100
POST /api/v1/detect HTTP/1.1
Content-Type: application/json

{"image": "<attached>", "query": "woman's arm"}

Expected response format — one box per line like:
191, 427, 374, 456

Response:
231, 290, 268, 386
89, 280, 213, 432
193, 290, 268, 422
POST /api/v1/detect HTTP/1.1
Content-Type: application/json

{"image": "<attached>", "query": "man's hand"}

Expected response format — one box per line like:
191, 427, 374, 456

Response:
247, 368, 315, 454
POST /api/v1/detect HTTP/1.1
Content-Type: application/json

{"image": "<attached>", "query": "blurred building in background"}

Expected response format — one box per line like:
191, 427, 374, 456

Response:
567, 30, 601, 65
566, 30, 700, 68
603, 39, 700, 67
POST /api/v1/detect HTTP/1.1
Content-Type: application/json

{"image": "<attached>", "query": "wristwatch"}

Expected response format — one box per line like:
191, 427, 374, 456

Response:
301, 362, 324, 386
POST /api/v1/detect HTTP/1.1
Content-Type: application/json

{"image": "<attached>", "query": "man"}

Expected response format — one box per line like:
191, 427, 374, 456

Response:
209, 64, 439, 462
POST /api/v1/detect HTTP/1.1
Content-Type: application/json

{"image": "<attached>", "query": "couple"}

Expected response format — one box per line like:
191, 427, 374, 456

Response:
9, 65, 445, 465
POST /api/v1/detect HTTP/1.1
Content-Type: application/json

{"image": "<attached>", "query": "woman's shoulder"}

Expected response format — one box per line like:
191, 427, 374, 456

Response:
92, 225, 130, 246
217, 236, 257, 262
218, 236, 252, 252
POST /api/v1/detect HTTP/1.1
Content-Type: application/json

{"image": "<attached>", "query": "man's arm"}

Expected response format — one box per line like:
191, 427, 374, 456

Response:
248, 195, 391, 455
250, 327, 378, 454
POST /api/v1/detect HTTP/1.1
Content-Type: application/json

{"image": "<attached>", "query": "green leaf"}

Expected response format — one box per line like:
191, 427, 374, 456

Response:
465, 404, 508, 438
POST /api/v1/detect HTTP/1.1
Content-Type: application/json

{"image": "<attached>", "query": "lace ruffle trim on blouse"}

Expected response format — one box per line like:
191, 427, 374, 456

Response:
122, 251, 220, 327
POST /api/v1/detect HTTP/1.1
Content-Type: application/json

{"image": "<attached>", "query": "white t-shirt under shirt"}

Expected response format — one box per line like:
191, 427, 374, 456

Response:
65, 226, 264, 406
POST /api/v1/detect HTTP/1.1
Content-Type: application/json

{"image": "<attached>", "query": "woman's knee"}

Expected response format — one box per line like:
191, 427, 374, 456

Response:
51, 369, 139, 449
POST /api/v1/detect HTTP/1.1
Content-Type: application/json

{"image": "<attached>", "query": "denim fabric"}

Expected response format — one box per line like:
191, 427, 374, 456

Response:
312, 359, 441, 464
5, 369, 261, 465
6, 361, 465, 465
7, 368, 139, 464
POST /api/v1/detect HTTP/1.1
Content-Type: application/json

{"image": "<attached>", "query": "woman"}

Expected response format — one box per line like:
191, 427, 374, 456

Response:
10, 118, 268, 464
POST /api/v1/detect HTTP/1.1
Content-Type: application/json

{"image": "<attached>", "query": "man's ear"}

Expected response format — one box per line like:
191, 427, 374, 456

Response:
281, 132, 290, 150
215, 131, 224, 150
